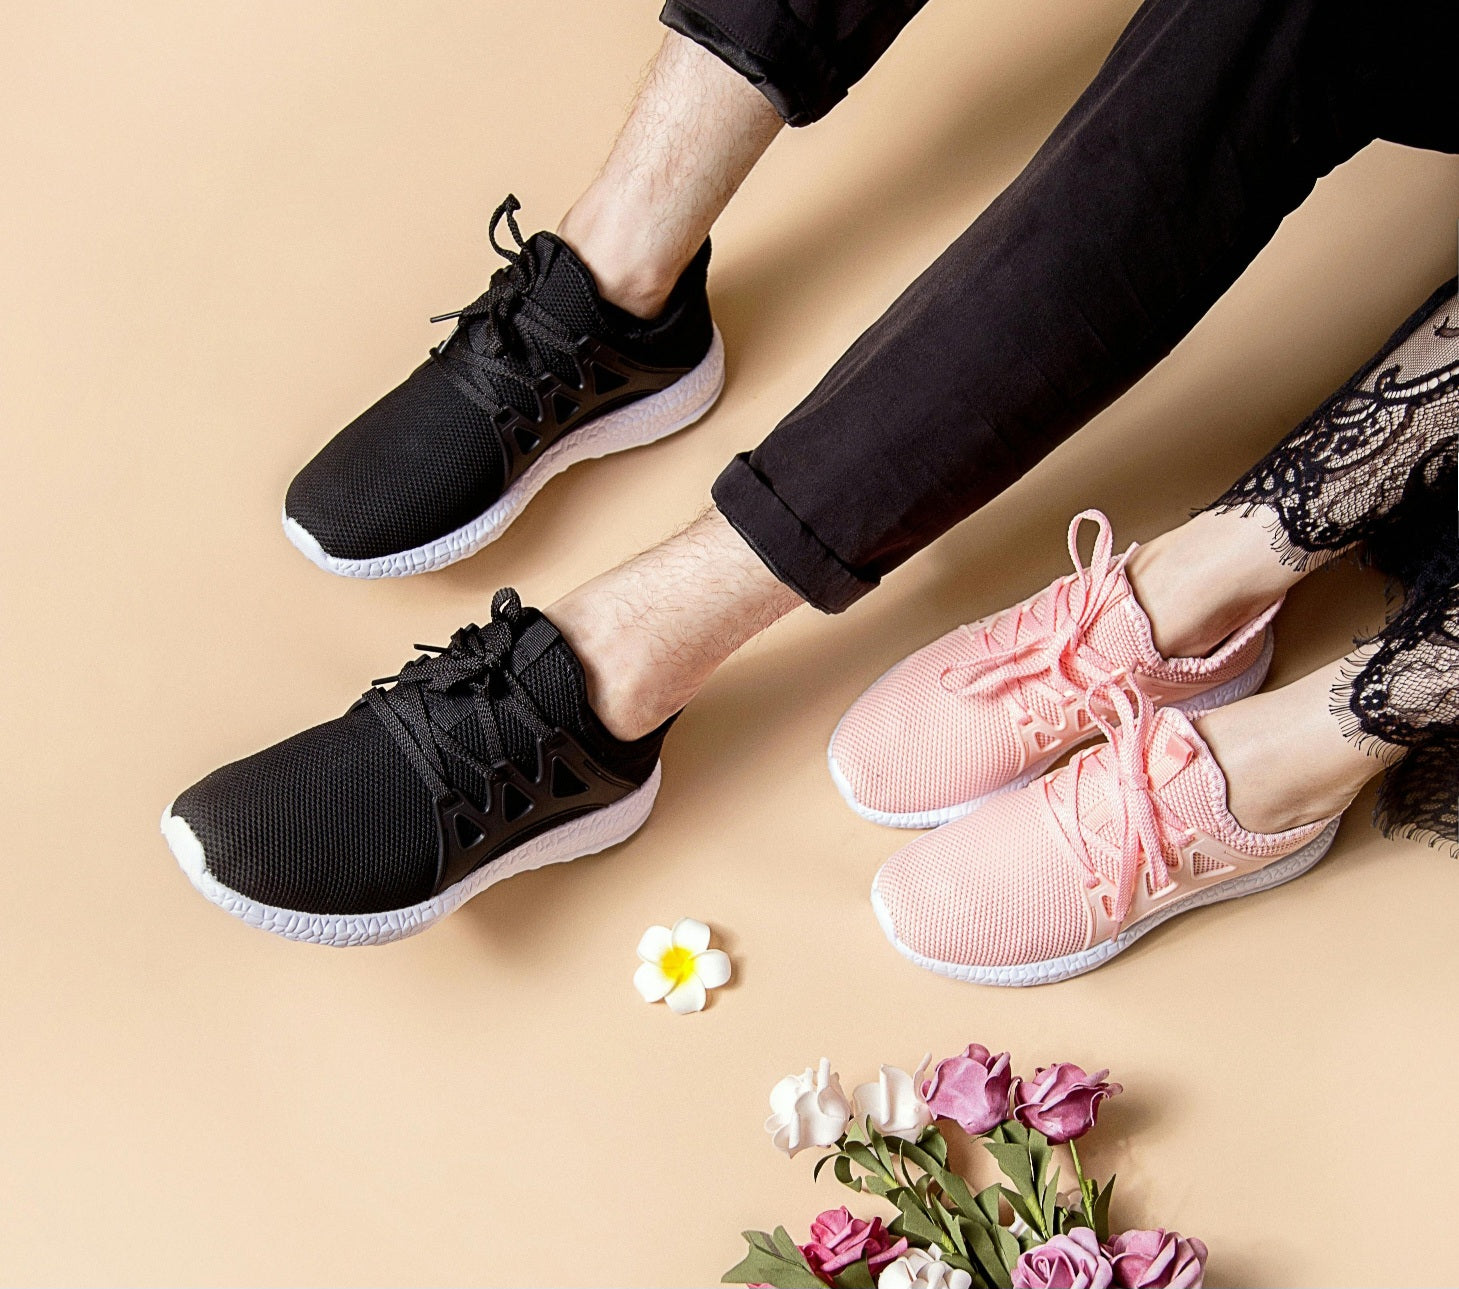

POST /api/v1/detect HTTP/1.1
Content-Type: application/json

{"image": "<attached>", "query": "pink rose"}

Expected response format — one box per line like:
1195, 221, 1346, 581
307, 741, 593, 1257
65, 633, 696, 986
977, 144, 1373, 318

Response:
922, 1044, 1013, 1135
1107, 1229, 1208, 1288
1012, 1229, 1114, 1288
800, 1208, 908, 1283
1012, 1064, 1122, 1144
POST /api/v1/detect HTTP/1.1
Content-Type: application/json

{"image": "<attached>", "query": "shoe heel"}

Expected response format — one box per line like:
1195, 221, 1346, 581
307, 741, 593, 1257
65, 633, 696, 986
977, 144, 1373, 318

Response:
1171, 627, 1275, 720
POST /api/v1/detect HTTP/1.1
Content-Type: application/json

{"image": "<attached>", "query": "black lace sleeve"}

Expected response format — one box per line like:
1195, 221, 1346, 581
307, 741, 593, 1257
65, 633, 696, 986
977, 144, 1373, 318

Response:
1211, 279, 1459, 850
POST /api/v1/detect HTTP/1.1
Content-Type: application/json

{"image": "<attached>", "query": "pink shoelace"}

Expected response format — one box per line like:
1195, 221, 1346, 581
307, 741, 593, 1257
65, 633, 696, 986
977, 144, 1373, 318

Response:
938, 510, 1128, 706
1047, 680, 1196, 927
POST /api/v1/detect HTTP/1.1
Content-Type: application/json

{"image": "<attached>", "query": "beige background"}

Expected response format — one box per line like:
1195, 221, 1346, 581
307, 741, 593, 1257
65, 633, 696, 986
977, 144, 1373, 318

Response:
3, 2, 1457, 1285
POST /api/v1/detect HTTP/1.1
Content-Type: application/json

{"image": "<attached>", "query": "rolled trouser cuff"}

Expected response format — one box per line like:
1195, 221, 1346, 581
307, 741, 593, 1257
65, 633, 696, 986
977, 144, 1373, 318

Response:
658, 0, 839, 124
712, 451, 877, 613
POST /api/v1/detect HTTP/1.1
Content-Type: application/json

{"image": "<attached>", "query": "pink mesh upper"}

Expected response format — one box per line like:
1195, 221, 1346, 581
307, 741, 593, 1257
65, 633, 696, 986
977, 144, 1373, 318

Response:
874, 702, 1330, 970
830, 512, 1277, 817
874, 790, 1091, 966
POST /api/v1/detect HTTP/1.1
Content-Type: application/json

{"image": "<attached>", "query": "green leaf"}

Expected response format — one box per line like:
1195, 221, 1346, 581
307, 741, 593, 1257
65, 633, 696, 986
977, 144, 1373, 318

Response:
813, 1152, 835, 1183
866, 1126, 897, 1178
932, 1195, 968, 1257
1039, 1166, 1060, 1236
920, 1125, 950, 1165
892, 1190, 946, 1249
833, 1262, 876, 1289
959, 1218, 1014, 1289
832, 1152, 862, 1193
972, 1184, 1003, 1225
999, 1186, 1040, 1236
843, 1142, 884, 1179
1092, 1174, 1116, 1245
984, 1129, 1034, 1199
1060, 1202, 1090, 1233
993, 1224, 1024, 1276
985, 1123, 1057, 1240
722, 1229, 825, 1288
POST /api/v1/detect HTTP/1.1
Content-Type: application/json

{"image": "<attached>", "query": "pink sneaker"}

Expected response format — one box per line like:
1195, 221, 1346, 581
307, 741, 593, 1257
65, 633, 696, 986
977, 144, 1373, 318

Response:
869, 683, 1340, 986
828, 511, 1279, 828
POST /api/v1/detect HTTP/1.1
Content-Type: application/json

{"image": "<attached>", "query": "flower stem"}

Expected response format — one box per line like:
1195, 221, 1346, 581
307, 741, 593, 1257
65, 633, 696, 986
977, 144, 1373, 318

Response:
1068, 1140, 1096, 1227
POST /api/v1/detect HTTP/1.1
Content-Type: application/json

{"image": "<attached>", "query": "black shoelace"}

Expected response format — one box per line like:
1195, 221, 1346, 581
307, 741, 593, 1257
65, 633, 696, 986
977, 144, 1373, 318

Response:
428, 195, 583, 417
365, 588, 555, 801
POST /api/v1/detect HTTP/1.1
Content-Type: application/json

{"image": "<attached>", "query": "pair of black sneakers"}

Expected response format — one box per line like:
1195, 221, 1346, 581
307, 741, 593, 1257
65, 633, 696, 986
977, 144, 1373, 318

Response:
164, 198, 723, 945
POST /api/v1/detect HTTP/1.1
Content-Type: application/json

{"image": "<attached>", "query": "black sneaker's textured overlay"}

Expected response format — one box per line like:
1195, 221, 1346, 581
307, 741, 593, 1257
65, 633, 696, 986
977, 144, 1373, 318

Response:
286, 196, 714, 560
172, 589, 672, 916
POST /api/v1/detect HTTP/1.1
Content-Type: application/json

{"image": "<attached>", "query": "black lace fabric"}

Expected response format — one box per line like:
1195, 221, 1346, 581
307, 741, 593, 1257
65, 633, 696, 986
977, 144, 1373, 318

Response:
1211, 279, 1459, 850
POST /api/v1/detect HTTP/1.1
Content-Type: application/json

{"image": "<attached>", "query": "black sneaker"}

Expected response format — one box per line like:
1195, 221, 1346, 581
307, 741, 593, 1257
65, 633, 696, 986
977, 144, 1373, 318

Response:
283, 195, 723, 577
161, 589, 672, 945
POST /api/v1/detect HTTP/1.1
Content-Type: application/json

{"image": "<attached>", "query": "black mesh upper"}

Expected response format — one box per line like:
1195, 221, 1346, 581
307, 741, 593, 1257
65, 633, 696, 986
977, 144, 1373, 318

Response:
175, 703, 439, 916
285, 360, 507, 560
285, 231, 713, 561
173, 605, 672, 916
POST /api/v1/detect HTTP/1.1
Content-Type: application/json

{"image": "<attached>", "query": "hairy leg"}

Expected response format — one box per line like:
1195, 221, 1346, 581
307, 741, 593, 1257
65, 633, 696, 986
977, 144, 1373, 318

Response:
1195, 654, 1399, 834
549, 508, 804, 739
557, 31, 784, 318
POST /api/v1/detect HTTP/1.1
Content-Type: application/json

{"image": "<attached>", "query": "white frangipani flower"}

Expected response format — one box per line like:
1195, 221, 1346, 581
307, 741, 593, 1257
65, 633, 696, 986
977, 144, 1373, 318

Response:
853, 1054, 933, 1142
877, 1246, 972, 1289
632, 917, 731, 1014
765, 1057, 852, 1156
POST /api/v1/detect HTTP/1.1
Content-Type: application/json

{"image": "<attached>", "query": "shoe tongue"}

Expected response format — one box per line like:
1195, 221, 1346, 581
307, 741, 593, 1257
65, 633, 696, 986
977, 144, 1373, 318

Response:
1076, 555, 1163, 681
519, 232, 605, 339
423, 607, 595, 776
1063, 706, 1230, 884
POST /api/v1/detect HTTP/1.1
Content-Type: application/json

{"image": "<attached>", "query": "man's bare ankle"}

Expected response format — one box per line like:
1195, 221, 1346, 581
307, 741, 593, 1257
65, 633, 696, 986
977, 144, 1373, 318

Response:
547, 510, 803, 742
556, 203, 680, 319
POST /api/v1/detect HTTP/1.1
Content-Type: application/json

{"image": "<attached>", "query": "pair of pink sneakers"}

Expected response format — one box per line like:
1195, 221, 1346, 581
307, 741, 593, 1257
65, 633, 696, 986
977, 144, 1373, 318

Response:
829, 512, 1341, 986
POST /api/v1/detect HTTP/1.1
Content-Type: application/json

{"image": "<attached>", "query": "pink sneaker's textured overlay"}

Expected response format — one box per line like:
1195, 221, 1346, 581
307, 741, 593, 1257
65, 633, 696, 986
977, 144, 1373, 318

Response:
874, 689, 1332, 971
831, 511, 1279, 820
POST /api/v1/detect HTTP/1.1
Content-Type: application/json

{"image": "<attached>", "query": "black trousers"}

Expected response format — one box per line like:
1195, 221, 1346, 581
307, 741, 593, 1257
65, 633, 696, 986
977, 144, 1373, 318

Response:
660, 0, 1459, 612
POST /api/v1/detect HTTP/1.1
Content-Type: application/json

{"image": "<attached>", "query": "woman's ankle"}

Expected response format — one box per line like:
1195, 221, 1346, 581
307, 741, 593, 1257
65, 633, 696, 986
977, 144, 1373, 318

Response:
1194, 662, 1392, 834
1126, 507, 1303, 659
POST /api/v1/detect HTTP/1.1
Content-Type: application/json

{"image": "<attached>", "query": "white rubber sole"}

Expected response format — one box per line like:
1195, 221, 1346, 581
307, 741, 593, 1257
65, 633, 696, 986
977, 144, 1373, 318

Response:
871, 814, 1341, 987
160, 763, 661, 947
828, 629, 1275, 830
285, 327, 726, 578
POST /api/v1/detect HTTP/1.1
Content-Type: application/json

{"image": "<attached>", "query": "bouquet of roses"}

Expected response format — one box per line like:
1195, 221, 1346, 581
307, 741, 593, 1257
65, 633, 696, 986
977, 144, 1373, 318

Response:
724, 1046, 1206, 1289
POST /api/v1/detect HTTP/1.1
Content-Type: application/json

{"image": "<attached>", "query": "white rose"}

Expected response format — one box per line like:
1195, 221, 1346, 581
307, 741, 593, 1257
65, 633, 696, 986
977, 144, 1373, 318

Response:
764, 1058, 851, 1156
877, 1246, 972, 1289
853, 1056, 932, 1142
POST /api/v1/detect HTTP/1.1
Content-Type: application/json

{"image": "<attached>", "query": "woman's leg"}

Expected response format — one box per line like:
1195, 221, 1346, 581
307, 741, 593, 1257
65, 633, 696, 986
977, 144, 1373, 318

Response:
1147, 280, 1458, 842
1130, 280, 1458, 654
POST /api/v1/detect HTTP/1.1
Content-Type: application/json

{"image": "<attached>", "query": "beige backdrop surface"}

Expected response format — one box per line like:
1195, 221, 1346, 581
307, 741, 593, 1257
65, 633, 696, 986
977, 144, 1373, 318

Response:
3, 2, 1457, 1285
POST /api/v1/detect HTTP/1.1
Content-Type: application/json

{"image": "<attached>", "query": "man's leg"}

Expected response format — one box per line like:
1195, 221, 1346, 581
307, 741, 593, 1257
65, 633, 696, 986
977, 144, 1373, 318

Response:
544, 0, 1456, 741
711, 0, 1457, 613
549, 509, 803, 740
556, 32, 784, 319
555, 0, 936, 316
283, 1, 936, 574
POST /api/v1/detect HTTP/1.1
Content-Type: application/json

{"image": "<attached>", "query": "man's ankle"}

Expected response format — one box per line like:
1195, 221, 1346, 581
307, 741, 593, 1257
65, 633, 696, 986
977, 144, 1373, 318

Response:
557, 198, 682, 319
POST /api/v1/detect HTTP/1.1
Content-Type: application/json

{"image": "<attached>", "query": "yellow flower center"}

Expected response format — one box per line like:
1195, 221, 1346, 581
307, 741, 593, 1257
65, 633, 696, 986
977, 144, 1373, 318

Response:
659, 945, 697, 987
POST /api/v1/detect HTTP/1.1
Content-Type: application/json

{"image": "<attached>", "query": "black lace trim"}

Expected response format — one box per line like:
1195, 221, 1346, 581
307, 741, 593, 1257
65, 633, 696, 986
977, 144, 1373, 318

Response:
1211, 280, 1459, 850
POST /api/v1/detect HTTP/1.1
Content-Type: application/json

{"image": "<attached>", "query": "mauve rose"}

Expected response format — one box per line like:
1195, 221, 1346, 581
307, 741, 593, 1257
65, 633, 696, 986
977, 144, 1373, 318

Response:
1012, 1229, 1114, 1289
1106, 1229, 1208, 1288
1012, 1064, 1122, 1144
922, 1044, 1013, 1135
801, 1208, 908, 1282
